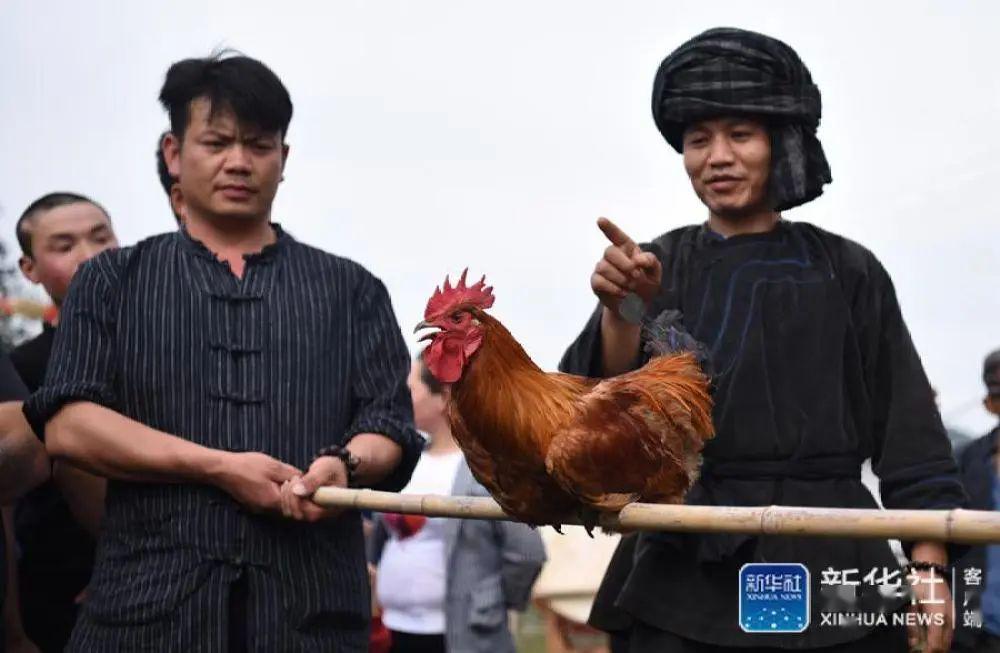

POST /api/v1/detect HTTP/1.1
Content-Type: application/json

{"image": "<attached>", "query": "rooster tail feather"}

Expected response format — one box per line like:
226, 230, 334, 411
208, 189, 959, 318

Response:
642, 309, 712, 373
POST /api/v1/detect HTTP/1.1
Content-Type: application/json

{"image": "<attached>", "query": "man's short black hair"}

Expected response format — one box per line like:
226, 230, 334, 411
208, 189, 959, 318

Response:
16, 192, 109, 257
159, 50, 293, 143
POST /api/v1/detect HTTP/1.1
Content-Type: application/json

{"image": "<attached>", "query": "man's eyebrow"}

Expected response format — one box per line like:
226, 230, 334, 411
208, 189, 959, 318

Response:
43, 232, 76, 243
241, 131, 278, 142
201, 128, 234, 138
89, 223, 111, 235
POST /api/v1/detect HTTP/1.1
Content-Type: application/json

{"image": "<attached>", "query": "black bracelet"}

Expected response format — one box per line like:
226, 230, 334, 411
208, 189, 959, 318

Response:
316, 444, 360, 488
905, 561, 950, 578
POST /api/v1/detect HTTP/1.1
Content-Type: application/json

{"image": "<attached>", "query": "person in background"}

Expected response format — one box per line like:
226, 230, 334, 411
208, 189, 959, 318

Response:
369, 355, 546, 653
5, 193, 118, 653
953, 349, 1000, 652
1, 352, 50, 653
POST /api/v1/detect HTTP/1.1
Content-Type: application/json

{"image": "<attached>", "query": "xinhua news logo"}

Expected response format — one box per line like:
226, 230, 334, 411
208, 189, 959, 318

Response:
739, 563, 810, 633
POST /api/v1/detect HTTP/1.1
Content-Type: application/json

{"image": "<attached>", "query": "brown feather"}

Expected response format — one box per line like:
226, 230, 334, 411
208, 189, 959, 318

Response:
546, 352, 715, 511
448, 311, 593, 525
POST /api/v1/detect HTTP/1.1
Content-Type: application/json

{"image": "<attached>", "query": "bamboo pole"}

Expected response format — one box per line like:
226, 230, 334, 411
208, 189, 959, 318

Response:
314, 486, 1000, 544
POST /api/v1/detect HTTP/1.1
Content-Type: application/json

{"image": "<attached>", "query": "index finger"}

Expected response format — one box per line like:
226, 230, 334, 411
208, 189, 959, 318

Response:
597, 217, 635, 250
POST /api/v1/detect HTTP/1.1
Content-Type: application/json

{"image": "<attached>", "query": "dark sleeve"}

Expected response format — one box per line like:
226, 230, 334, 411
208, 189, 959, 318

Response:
343, 273, 423, 492
955, 435, 993, 513
956, 439, 974, 475
558, 305, 605, 376
0, 355, 28, 402
857, 255, 968, 551
9, 338, 45, 395
23, 256, 120, 438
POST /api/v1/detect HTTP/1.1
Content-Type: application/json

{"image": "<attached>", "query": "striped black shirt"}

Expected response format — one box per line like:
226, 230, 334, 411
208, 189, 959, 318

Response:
24, 226, 422, 652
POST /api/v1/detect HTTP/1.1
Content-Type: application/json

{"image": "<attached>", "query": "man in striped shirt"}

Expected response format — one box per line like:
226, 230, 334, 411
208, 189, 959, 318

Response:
24, 52, 422, 652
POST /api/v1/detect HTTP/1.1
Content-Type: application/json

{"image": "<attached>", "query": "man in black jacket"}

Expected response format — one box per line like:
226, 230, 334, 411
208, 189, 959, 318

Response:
954, 350, 1000, 651
561, 26, 966, 653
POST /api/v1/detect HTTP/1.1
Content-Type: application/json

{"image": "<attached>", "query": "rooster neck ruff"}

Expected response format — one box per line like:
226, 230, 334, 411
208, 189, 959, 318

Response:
449, 313, 583, 456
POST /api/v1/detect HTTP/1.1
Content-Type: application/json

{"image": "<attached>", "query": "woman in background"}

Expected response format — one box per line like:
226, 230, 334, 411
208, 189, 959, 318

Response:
369, 355, 546, 653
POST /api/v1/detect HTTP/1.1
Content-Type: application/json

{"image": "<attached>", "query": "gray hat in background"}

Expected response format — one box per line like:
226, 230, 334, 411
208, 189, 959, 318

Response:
985, 349, 1000, 397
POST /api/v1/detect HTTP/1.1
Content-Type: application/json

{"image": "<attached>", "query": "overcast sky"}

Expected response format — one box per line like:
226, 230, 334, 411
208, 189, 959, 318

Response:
1, 1, 997, 435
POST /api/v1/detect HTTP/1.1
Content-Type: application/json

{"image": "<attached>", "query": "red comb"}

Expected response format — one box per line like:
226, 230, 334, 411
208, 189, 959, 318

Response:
424, 269, 494, 319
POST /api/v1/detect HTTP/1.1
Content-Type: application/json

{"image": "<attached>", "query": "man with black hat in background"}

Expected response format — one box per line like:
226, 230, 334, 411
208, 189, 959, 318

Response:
954, 350, 1000, 652
561, 27, 965, 652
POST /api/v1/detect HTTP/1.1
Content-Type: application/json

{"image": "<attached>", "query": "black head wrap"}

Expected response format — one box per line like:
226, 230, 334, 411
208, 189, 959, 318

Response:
652, 27, 832, 211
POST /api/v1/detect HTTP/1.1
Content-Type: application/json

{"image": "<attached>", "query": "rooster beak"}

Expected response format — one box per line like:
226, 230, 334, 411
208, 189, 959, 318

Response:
413, 320, 439, 343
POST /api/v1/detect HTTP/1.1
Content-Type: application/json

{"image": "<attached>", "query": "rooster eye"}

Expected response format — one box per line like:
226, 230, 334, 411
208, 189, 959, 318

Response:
450, 313, 462, 323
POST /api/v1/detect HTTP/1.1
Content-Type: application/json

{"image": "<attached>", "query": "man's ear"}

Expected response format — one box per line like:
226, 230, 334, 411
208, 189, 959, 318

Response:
280, 143, 290, 181
19, 255, 40, 285
162, 132, 182, 179
169, 185, 185, 226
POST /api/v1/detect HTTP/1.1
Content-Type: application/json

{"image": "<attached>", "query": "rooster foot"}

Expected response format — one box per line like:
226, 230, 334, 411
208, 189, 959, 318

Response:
580, 509, 599, 538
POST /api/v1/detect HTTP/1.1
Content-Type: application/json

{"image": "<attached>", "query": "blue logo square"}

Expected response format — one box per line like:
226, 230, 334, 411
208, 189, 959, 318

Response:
739, 563, 810, 633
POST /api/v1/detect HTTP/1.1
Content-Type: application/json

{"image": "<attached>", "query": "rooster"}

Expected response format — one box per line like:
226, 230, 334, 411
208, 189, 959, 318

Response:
415, 271, 715, 528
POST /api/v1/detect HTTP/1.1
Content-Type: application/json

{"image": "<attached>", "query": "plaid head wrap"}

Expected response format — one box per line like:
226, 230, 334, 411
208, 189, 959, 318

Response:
652, 27, 832, 211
